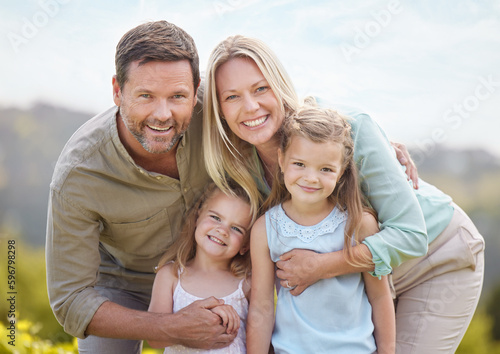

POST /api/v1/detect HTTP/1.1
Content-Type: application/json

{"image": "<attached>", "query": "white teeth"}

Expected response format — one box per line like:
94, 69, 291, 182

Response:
208, 236, 226, 246
243, 115, 267, 127
148, 125, 171, 132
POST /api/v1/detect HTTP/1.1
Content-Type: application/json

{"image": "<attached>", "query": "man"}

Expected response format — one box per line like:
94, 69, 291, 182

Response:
46, 21, 235, 353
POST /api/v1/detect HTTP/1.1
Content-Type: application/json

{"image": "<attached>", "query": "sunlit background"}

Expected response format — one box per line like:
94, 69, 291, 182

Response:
1, 1, 500, 352
1, 0, 500, 155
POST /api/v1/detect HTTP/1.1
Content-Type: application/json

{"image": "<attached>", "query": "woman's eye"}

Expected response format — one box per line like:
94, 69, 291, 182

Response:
293, 162, 304, 167
321, 168, 332, 172
210, 215, 221, 221
226, 95, 237, 101
256, 86, 268, 93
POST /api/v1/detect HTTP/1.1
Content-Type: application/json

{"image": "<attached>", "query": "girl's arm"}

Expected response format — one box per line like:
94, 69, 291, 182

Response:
364, 273, 395, 354
360, 212, 395, 354
147, 264, 177, 348
247, 216, 276, 354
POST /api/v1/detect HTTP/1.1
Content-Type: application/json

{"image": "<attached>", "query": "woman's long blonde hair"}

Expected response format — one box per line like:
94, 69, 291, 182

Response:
203, 35, 298, 217
264, 98, 373, 268
157, 182, 254, 278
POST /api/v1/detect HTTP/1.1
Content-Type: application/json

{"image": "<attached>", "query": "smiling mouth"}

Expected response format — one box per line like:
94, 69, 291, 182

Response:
299, 185, 320, 192
147, 124, 172, 132
208, 235, 226, 246
243, 115, 268, 127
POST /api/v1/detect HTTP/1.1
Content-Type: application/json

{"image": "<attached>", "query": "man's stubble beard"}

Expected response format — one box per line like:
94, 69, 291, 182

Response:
120, 107, 187, 154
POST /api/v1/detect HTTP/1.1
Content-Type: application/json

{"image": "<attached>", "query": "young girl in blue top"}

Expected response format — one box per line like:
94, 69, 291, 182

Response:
247, 100, 395, 353
148, 182, 254, 353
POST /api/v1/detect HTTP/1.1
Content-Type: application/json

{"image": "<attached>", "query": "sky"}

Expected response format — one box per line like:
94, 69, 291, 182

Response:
1, 0, 500, 159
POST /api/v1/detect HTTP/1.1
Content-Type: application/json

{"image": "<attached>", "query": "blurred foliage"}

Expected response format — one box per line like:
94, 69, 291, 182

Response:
487, 283, 500, 341
0, 238, 72, 343
0, 320, 77, 353
0, 320, 161, 353
456, 311, 500, 354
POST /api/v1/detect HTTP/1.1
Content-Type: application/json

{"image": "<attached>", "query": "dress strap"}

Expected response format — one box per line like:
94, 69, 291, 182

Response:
176, 267, 184, 287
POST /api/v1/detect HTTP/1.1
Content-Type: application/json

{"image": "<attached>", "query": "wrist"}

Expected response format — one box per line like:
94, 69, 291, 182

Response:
155, 312, 180, 346
318, 251, 342, 279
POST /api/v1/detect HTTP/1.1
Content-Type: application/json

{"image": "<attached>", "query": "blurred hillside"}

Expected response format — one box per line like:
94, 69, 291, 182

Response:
0, 103, 499, 297
0, 103, 91, 245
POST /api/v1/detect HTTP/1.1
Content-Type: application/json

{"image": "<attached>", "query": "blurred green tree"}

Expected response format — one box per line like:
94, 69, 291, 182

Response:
487, 283, 500, 341
0, 237, 72, 344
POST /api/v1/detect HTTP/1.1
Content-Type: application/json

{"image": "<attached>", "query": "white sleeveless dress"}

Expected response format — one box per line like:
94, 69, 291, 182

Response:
164, 273, 248, 353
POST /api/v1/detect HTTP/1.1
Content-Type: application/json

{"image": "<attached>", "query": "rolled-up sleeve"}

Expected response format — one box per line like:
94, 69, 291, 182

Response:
349, 112, 428, 276
46, 188, 108, 338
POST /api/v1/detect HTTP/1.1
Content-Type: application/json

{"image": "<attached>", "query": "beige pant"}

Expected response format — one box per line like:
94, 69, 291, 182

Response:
392, 204, 485, 353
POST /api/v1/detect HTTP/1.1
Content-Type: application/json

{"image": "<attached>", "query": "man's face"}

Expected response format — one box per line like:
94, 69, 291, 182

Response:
113, 60, 198, 154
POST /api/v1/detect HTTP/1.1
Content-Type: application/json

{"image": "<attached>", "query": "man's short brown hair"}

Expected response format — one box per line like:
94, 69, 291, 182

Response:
115, 20, 200, 90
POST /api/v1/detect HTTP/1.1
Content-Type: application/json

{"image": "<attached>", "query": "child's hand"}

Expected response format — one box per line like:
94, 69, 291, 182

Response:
210, 304, 241, 335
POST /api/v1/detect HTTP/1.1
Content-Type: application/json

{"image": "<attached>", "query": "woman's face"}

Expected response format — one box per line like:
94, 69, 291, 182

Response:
216, 57, 284, 148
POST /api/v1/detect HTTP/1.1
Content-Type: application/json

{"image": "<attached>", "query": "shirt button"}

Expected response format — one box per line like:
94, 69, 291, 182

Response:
183, 188, 188, 193
156, 176, 162, 180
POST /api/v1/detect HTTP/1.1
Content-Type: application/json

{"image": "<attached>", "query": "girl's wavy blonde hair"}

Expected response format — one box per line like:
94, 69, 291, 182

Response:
203, 35, 298, 218
263, 97, 374, 268
157, 181, 254, 278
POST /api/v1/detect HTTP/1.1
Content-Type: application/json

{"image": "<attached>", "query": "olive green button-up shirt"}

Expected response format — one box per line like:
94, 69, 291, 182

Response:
46, 103, 210, 338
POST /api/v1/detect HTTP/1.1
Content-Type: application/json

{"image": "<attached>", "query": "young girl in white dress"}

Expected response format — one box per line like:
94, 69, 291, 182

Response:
148, 182, 254, 353
247, 100, 395, 353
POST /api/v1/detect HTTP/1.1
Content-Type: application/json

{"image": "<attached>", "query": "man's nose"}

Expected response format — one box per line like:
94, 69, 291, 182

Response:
152, 99, 173, 121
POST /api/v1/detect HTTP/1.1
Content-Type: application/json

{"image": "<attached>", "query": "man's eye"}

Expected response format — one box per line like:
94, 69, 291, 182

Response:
140, 94, 151, 98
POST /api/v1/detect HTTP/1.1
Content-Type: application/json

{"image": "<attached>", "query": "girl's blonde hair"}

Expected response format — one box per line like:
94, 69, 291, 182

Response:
157, 182, 254, 278
264, 97, 373, 268
203, 35, 298, 217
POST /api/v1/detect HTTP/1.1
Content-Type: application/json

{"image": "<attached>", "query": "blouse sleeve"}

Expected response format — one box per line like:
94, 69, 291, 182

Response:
347, 111, 428, 276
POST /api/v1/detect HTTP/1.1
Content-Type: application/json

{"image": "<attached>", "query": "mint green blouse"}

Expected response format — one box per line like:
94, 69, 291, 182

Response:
254, 105, 454, 276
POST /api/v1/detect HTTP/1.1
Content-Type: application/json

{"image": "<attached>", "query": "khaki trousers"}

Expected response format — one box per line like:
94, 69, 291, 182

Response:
392, 204, 485, 353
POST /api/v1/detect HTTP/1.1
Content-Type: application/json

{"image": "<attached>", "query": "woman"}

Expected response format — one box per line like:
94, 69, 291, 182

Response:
203, 35, 484, 353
